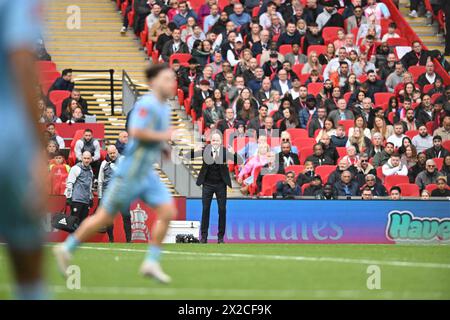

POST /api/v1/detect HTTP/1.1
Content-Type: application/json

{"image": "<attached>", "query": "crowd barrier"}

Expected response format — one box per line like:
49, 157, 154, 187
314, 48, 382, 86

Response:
186, 199, 450, 244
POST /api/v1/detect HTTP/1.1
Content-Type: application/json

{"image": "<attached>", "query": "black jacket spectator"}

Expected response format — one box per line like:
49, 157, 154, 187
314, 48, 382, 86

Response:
161, 40, 189, 63
277, 30, 302, 48
278, 151, 300, 169
360, 182, 387, 196
417, 73, 443, 88
49, 76, 74, 92
400, 49, 431, 69
296, 171, 315, 187
303, 184, 323, 196
302, 30, 324, 53
191, 88, 213, 119
431, 188, 450, 197
275, 180, 301, 198
216, 118, 240, 133
424, 146, 450, 159
62, 96, 89, 116
333, 180, 360, 197
305, 154, 334, 167
408, 162, 426, 183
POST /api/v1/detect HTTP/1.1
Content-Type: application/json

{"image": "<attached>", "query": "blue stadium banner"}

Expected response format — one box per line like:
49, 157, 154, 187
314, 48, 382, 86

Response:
186, 200, 450, 244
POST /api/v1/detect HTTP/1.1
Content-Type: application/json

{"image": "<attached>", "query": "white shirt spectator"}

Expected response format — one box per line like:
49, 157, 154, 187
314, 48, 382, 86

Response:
323, 58, 352, 80
412, 134, 433, 153
382, 158, 408, 176
387, 134, 406, 148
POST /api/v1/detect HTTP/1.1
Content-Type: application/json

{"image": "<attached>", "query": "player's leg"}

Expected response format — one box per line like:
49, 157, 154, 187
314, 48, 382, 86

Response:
139, 174, 177, 283
121, 211, 132, 243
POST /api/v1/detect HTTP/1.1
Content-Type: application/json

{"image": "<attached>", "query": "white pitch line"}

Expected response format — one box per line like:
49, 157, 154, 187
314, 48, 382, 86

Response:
74, 245, 450, 270
0, 284, 447, 299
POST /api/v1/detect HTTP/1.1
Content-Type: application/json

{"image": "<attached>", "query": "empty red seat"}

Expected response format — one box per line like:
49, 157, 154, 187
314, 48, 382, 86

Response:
432, 157, 443, 171
292, 137, 316, 152
286, 128, 309, 139
396, 183, 420, 197
307, 45, 327, 56
307, 82, 324, 96
315, 165, 336, 183
278, 44, 293, 55
384, 175, 410, 191
259, 174, 286, 196
299, 146, 314, 164
374, 92, 394, 107
386, 37, 409, 47
408, 65, 426, 82
36, 61, 57, 73
405, 130, 419, 139
442, 140, 450, 151
49, 90, 71, 117
338, 120, 354, 135
301, 182, 311, 194
292, 64, 304, 79
40, 71, 61, 84
169, 53, 192, 67
322, 27, 344, 44
425, 183, 450, 193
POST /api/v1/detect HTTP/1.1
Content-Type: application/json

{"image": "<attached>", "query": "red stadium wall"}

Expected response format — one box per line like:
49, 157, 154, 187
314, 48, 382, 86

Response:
382, 0, 450, 84
46, 195, 186, 243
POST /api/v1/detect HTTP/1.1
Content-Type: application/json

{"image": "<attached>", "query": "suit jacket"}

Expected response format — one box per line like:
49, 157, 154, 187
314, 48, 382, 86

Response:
203, 106, 225, 128
284, 53, 308, 66
190, 145, 243, 188
278, 152, 300, 169
271, 79, 293, 95
255, 89, 271, 104
346, 15, 367, 33
161, 40, 189, 62
328, 109, 355, 127
308, 116, 325, 137
191, 88, 213, 118
216, 119, 240, 133
400, 50, 431, 69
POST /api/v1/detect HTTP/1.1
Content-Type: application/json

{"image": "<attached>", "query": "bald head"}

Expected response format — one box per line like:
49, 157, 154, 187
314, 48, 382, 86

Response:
107, 145, 119, 160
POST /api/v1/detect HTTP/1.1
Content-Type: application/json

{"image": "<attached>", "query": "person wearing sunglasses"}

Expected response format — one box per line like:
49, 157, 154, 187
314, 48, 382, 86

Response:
360, 173, 387, 197
415, 159, 443, 191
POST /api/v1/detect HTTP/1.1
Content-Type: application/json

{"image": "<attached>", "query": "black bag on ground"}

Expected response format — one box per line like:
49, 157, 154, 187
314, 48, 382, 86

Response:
51, 206, 80, 233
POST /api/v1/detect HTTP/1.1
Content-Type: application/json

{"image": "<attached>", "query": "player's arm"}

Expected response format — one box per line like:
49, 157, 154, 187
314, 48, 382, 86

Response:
129, 127, 173, 143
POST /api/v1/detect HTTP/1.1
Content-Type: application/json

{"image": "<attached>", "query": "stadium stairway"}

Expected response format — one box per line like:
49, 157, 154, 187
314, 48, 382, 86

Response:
42, 0, 191, 195
397, 0, 448, 61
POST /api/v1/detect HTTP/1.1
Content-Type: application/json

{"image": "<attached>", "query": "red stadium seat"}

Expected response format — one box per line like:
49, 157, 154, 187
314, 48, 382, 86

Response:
396, 183, 420, 197
278, 44, 293, 55
284, 165, 305, 178
68, 129, 85, 166
408, 66, 426, 82
299, 146, 314, 164
336, 147, 347, 158
292, 138, 316, 151
259, 174, 286, 196
307, 82, 323, 96
146, 40, 153, 57
431, 93, 442, 104
140, 23, 148, 46
425, 121, 434, 135
307, 45, 327, 56
252, 7, 259, 17
40, 71, 61, 84
286, 128, 309, 139
343, 92, 352, 103
49, 165, 69, 195
299, 73, 310, 84
37, 61, 57, 73
301, 183, 310, 194
442, 140, 450, 151
338, 120, 354, 135
152, 49, 160, 64
177, 88, 184, 106
315, 165, 336, 183
322, 27, 343, 45
405, 130, 419, 140
170, 53, 192, 67
374, 92, 394, 107
376, 166, 384, 181
41, 80, 54, 95
425, 183, 450, 193
384, 175, 410, 191
223, 128, 236, 147
432, 158, 443, 171
233, 137, 256, 153
49, 90, 71, 117
386, 37, 409, 47
292, 64, 304, 79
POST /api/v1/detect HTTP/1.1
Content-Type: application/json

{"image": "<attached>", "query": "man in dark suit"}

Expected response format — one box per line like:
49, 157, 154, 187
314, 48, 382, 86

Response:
49, 68, 74, 93
216, 108, 239, 133
191, 80, 213, 119
187, 132, 243, 243
278, 141, 300, 170
160, 28, 189, 62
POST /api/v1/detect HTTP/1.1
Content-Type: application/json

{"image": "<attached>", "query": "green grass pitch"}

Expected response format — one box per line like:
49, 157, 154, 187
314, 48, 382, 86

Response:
1, 243, 450, 299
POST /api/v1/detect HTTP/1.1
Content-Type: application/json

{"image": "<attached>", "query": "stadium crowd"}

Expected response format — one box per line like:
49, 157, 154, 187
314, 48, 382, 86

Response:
39, 0, 450, 200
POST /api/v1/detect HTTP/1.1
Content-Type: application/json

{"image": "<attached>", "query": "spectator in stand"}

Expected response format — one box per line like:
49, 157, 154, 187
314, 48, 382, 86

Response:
415, 159, 442, 190
382, 152, 408, 177
369, 132, 384, 158
39, 106, 62, 124
302, 51, 322, 74
408, 152, 427, 183
115, 131, 128, 155
400, 41, 431, 68
203, 96, 225, 129
379, 53, 397, 81
381, 22, 400, 42
303, 175, 323, 197
361, 187, 373, 200
299, 95, 317, 129
417, 60, 442, 88
364, 0, 390, 21
316, 0, 344, 30
334, 170, 359, 197
145, 2, 162, 31
371, 116, 393, 141
259, 2, 283, 30
401, 145, 418, 169
431, 176, 450, 197
389, 186, 402, 200
401, 108, 420, 132
316, 183, 337, 199
302, 22, 324, 53
421, 189, 430, 200
319, 133, 339, 164
278, 141, 300, 170
46, 140, 59, 160
278, 107, 300, 132
65, 151, 94, 223
415, 94, 434, 125
323, 47, 352, 81
373, 141, 394, 167
160, 28, 189, 62
61, 89, 89, 116
284, 43, 307, 66
74, 129, 101, 173
46, 123, 65, 150
191, 80, 213, 119
173, 1, 198, 27
48, 69, 74, 92
425, 135, 449, 159
60, 99, 81, 123
277, 21, 301, 48
365, 70, 386, 99
330, 124, 348, 147
308, 106, 328, 138
217, 108, 239, 133
346, 5, 367, 33
133, 0, 151, 34
412, 124, 433, 153
316, 118, 336, 142
271, 69, 292, 96
187, 25, 206, 52
49, 150, 70, 171
362, 173, 387, 196
275, 171, 301, 198
66, 107, 85, 124
306, 143, 334, 167
348, 115, 371, 139
352, 52, 375, 78
341, 145, 360, 166
203, 3, 220, 34
387, 122, 407, 148
229, 3, 251, 27
433, 116, 450, 142
328, 99, 354, 127
296, 161, 316, 187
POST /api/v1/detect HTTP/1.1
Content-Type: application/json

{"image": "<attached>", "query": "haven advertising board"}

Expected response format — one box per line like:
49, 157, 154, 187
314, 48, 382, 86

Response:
186, 199, 450, 244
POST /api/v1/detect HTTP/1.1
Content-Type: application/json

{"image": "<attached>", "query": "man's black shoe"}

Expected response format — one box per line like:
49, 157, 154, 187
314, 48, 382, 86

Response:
200, 238, 208, 243
218, 238, 225, 244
